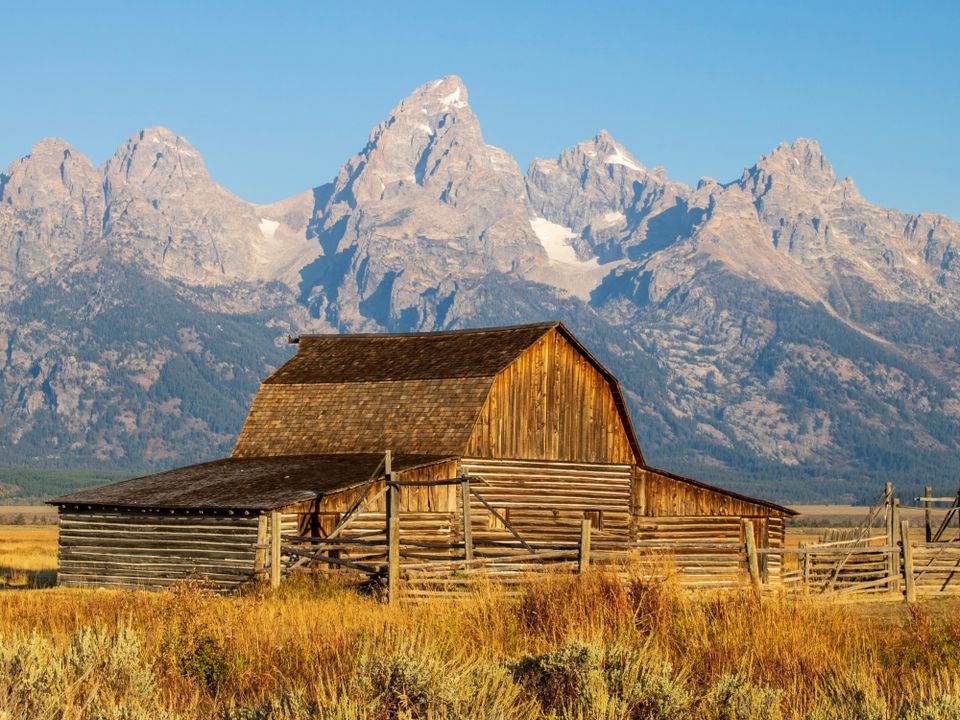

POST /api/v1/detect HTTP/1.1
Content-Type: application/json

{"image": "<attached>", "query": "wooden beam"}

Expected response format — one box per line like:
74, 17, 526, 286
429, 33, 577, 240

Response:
579, 518, 591, 574
386, 470, 399, 605
901, 520, 916, 603
461, 478, 473, 563
743, 520, 761, 596
270, 510, 281, 589
254, 513, 268, 577
924, 486, 933, 543
470, 488, 536, 554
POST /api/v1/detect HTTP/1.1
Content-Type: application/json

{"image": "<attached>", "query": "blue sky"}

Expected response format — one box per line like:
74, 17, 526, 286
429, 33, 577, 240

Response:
3, 1, 958, 217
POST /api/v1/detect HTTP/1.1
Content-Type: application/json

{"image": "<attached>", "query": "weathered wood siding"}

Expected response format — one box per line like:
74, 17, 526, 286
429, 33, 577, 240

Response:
466, 329, 636, 464
283, 460, 462, 564
462, 457, 633, 543
57, 510, 259, 591
636, 467, 785, 518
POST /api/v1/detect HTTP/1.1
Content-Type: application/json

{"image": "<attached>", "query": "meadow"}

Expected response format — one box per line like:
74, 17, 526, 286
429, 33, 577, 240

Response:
0, 523, 958, 719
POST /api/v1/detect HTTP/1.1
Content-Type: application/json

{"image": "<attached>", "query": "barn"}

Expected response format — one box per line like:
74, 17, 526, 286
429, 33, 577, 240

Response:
52, 322, 795, 592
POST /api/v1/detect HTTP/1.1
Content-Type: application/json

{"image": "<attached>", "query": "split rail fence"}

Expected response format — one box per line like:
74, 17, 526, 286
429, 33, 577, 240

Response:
267, 473, 960, 603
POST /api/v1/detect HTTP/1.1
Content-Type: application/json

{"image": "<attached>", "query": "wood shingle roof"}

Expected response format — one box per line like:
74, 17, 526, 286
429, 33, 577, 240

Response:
232, 323, 562, 458
53, 454, 450, 511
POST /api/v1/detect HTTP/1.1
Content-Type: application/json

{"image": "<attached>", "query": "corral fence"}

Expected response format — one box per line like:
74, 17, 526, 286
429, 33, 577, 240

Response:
271, 473, 960, 603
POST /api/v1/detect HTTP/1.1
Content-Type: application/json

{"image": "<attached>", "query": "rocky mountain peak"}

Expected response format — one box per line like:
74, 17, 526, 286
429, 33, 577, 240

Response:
103, 127, 208, 197
526, 130, 690, 260
745, 138, 838, 193
1, 138, 100, 209
303, 75, 543, 329
408, 75, 470, 113
0, 138, 104, 286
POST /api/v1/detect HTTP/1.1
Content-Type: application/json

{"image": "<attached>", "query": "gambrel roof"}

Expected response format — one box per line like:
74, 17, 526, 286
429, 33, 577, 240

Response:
231, 322, 644, 463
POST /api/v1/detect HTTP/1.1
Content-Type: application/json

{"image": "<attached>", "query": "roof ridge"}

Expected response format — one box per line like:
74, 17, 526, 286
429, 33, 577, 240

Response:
295, 321, 559, 341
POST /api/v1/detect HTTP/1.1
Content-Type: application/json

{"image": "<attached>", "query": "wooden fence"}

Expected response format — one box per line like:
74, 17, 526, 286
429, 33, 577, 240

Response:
269, 477, 960, 603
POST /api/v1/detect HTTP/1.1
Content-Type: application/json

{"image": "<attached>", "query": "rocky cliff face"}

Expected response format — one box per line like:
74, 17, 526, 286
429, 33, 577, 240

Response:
1, 76, 958, 501
302, 76, 544, 330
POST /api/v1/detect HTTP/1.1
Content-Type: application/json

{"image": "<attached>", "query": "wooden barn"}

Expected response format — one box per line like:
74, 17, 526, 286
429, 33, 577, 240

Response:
52, 322, 795, 592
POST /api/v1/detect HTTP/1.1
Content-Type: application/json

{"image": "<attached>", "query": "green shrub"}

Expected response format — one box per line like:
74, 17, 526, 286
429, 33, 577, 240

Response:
220, 690, 317, 720
350, 648, 458, 719
699, 674, 783, 720
899, 695, 960, 720
514, 641, 691, 719
179, 633, 231, 696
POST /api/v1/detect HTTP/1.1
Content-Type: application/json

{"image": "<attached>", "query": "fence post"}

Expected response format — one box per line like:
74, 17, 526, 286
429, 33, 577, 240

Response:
270, 510, 281, 589
579, 518, 592, 574
900, 519, 916, 603
255, 513, 268, 579
924, 486, 933, 543
461, 478, 473, 563
800, 542, 809, 591
891, 498, 902, 593
743, 520, 761, 596
385, 455, 399, 604
884, 483, 895, 587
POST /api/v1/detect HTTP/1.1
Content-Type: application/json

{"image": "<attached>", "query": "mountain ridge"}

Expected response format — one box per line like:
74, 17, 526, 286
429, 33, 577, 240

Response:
1, 76, 958, 503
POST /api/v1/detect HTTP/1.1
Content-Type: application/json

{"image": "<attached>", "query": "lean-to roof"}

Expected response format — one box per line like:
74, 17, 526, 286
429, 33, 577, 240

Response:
52, 454, 451, 511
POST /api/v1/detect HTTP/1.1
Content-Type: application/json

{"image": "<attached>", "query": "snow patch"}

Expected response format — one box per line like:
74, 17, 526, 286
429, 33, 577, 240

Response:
595, 211, 626, 228
604, 146, 642, 172
531, 218, 582, 264
441, 86, 466, 108
415, 123, 434, 135
528, 217, 623, 300
259, 218, 280, 240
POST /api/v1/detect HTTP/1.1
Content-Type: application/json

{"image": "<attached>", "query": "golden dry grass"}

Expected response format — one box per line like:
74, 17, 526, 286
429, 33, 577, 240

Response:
1, 524, 958, 718
0, 524, 58, 588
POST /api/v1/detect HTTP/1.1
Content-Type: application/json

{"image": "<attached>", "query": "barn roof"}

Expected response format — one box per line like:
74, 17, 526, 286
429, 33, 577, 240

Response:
269, 322, 559, 383
231, 322, 643, 463
51, 454, 450, 511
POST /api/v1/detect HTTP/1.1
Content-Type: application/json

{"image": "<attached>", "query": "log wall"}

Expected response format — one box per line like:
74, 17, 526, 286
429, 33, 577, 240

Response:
461, 457, 633, 543
57, 509, 260, 591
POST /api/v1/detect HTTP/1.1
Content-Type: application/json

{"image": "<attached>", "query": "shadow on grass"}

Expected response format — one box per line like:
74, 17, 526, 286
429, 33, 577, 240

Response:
0, 567, 57, 590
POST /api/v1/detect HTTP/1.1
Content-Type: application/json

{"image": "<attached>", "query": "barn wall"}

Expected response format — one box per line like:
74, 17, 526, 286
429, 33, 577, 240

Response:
636, 468, 785, 518
633, 469, 788, 583
57, 509, 259, 591
283, 460, 462, 560
465, 329, 636, 464
461, 457, 633, 543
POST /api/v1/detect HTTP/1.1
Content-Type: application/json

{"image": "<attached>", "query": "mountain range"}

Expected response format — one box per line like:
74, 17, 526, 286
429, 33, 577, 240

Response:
2, 75, 958, 502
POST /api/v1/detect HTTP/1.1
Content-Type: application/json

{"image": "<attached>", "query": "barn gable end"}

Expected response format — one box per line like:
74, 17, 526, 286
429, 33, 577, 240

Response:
466, 328, 640, 464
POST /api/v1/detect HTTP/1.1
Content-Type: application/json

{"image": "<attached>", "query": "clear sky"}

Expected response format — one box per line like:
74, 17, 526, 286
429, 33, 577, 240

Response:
3, 1, 958, 217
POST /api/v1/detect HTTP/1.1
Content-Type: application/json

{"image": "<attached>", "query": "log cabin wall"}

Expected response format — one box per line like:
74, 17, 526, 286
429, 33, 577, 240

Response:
465, 329, 637, 465
283, 460, 462, 563
57, 509, 260, 591
461, 458, 633, 543
634, 468, 787, 582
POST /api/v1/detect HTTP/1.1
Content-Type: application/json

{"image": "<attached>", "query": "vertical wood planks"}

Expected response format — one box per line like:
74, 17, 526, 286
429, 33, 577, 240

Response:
579, 518, 592, 573
464, 329, 636, 464
901, 520, 916, 603
461, 478, 473, 562
255, 514, 267, 574
743, 519, 761, 595
270, 510, 281, 589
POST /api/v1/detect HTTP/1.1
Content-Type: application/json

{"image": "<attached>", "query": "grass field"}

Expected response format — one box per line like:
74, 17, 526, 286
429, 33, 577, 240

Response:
0, 504, 57, 525
1, 521, 960, 718
0, 524, 58, 588
791, 504, 956, 529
